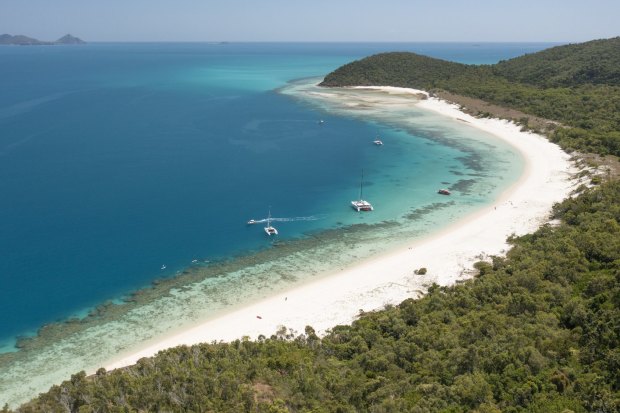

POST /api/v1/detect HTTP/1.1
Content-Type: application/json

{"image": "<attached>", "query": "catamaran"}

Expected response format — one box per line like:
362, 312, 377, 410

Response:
351, 170, 373, 211
264, 208, 278, 235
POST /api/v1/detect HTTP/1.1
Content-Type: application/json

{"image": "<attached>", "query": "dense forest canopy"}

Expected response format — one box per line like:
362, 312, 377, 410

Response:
319, 52, 470, 89
493, 37, 620, 87
6, 38, 620, 413
321, 37, 620, 157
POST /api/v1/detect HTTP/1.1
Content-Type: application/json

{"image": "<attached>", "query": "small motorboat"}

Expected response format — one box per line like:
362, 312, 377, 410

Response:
438, 189, 451, 195
247, 219, 257, 225
373, 139, 383, 146
161, 264, 166, 270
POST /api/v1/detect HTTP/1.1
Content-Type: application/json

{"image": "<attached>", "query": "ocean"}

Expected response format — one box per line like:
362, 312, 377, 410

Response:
0, 42, 555, 406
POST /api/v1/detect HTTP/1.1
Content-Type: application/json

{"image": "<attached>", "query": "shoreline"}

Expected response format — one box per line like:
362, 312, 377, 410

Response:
105, 84, 579, 371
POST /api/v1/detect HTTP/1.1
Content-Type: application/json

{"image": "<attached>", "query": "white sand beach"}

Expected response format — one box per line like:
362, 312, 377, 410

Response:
106, 85, 579, 371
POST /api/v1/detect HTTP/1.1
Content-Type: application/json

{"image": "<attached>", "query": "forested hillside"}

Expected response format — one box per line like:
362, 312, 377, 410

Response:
11, 182, 620, 412
6, 38, 620, 413
318, 52, 470, 89
321, 37, 620, 157
493, 37, 620, 87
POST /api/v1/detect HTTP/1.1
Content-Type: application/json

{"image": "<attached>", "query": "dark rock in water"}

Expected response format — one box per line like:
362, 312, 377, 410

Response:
55, 34, 86, 44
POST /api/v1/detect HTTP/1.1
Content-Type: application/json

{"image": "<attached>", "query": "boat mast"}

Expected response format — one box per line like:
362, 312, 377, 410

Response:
359, 169, 364, 201
267, 206, 271, 227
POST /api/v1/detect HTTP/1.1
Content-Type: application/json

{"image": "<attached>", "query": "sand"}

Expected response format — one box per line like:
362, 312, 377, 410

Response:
105, 85, 579, 371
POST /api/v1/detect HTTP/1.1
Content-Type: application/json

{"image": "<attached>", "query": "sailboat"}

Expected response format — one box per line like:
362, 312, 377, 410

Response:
264, 207, 278, 236
351, 170, 374, 211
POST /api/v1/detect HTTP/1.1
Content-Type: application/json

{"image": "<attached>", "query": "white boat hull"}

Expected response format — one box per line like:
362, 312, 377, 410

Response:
351, 200, 373, 211
264, 226, 278, 236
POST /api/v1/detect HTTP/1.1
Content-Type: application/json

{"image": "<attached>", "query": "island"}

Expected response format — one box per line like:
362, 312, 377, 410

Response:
0, 33, 85, 45
55, 34, 86, 45
6, 38, 620, 413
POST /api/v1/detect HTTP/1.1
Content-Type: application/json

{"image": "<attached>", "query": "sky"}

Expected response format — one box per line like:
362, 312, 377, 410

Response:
1, 0, 618, 42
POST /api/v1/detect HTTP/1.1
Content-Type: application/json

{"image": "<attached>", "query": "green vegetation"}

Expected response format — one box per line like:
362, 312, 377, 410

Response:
321, 37, 620, 157
11, 182, 620, 412
6, 38, 620, 412
493, 38, 620, 87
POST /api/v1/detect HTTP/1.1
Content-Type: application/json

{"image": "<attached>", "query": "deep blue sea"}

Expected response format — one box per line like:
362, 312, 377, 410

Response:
0, 42, 557, 353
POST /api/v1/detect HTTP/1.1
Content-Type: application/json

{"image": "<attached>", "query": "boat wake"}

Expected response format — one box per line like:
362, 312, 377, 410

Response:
248, 215, 325, 224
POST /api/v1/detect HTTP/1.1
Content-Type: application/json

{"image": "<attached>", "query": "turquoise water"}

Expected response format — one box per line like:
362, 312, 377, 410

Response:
0, 42, 552, 406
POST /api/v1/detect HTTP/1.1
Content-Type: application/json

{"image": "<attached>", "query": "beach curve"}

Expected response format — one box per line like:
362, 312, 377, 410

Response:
104, 83, 580, 371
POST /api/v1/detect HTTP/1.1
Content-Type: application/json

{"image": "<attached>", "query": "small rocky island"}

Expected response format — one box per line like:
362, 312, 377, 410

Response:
0, 33, 85, 45
55, 34, 86, 44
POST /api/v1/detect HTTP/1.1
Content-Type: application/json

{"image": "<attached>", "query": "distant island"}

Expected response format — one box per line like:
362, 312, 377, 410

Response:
0, 33, 85, 45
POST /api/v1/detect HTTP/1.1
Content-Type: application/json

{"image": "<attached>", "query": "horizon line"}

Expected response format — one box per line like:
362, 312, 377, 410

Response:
6, 39, 579, 44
